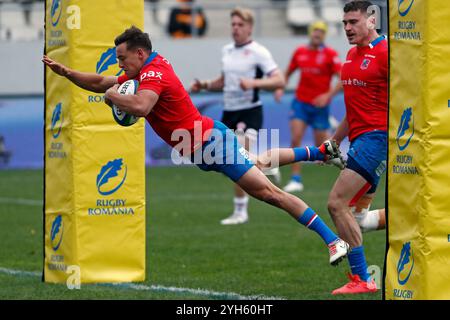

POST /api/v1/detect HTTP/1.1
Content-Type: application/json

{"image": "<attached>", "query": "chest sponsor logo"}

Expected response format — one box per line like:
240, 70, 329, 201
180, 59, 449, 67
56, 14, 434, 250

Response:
360, 59, 371, 70
316, 53, 325, 65
141, 70, 163, 81
341, 78, 367, 87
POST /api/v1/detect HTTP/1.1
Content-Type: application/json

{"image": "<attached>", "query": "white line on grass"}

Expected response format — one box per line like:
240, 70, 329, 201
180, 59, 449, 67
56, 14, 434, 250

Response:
0, 267, 284, 300
0, 267, 41, 277
0, 196, 284, 299
0, 197, 43, 207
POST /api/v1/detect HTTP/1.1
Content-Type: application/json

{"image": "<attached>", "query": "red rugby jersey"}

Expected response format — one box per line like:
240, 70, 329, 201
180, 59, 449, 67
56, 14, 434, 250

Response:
287, 45, 341, 104
341, 36, 388, 141
118, 53, 214, 154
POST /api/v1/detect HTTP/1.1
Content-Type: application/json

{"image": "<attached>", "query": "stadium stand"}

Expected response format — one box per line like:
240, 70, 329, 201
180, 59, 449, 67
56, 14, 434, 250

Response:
144, 0, 165, 39
286, 0, 318, 34
321, 0, 346, 35
0, 0, 43, 41
29, 1, 44, 38
0, 0, 387, 41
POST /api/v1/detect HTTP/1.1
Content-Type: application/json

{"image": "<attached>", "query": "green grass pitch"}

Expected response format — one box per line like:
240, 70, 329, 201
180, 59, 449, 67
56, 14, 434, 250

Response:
0, 164, 385, 300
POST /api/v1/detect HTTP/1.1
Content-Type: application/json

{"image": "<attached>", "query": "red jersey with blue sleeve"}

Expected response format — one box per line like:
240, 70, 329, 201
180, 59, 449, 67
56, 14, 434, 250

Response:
341, 36, 388, 142
118, 52, 214, 154
287, 45, 341, 105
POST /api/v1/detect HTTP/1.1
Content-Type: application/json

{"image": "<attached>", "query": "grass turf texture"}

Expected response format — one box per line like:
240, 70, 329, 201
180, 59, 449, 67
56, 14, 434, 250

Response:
0, 165, 385, 300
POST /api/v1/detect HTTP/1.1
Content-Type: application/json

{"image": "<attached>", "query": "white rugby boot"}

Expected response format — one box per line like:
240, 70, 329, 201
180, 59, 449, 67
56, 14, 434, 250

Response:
283, 180, 304, 193
328, 238, 351, 266
220, 212, 248, 225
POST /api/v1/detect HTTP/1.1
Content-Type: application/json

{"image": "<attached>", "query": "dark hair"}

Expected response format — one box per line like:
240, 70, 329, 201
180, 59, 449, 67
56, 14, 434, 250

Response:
344, 1, 374, 15
114, 26, 152, 52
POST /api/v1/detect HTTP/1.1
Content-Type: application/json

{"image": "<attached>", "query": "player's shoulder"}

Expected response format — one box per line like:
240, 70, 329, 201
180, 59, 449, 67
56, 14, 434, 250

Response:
347, 46, 358, 57
145, 54, 172, 71
248, 40, 267, 50
139, 53, 175, 82
154, 53, 169, 65
293, 45, 308, 54
247, 41, 273, 56
372, 39, 388, 62
378, 39, 389, 52
323, 45, 339, 56
297, 44, 308, 51
222, 42, 235, 53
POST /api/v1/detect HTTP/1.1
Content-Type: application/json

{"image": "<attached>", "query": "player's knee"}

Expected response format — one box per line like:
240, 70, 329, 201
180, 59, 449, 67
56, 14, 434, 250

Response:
256, 151, 272, 170
327, 200, 340, 217
327, 193, 346, 217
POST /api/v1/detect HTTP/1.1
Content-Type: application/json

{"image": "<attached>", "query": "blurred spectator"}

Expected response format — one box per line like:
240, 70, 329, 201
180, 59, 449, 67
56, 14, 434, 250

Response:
0, 135, 11, 165
167, 0, 207, 39
21, 1, 33, 26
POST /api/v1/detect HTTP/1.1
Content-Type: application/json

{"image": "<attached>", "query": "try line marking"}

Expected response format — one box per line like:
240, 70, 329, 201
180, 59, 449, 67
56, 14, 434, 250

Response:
0, 197, 43, 206
0, 197, 284, 299
0, 267, 284, 300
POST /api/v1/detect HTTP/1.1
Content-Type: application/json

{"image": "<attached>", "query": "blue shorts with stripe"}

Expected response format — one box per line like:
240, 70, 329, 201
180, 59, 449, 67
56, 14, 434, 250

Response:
290, 98, 330, 130
191, 121, 254, 182
346, 130, 387, 194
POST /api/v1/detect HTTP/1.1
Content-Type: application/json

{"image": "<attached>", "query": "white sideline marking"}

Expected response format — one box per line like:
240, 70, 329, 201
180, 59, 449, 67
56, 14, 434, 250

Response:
1, 196, 284, 299
0, 267, 41, 277
0, 267, 284, 300
0, 197, 43, 207
108, 283, 283, 300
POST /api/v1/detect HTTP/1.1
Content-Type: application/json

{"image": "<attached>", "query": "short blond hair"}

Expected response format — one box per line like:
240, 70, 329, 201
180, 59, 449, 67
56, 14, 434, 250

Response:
230, 7, 254, 26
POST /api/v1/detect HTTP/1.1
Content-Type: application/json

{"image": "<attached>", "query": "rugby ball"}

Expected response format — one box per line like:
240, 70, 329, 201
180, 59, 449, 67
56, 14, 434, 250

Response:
112, 80, 139, 127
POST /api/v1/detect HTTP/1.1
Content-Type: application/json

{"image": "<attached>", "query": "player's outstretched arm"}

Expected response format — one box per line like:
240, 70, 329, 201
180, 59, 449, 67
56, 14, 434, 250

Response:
241, 68, 285, 91
42, 55, 118, 93
190, 74, 224, 92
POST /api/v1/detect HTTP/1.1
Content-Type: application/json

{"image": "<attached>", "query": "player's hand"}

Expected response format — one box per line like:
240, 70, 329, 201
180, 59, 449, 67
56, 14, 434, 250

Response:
313, 92, 331, 108
105, 84, 120, 100
42, 55, 69, 77
274, 88, 284, 103
190, 79, 202, 93
240, 78, 256, 91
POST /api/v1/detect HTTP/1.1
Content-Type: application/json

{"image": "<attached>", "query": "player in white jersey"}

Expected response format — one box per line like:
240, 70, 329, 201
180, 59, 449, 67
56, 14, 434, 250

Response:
191, 7, 284, 225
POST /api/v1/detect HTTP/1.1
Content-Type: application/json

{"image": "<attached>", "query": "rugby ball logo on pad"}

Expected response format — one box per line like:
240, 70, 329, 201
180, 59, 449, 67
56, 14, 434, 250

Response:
112, 80, 139, 127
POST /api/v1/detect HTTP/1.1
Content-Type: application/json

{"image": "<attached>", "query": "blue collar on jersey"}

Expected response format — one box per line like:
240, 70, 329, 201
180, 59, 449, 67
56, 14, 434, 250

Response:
369, 35, 386, 49
143, 51, 158, 67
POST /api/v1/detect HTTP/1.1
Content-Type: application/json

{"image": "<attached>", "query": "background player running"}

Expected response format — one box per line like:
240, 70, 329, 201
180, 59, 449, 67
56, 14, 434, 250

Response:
275, 21, 342, 193
191, 7, 284, 225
